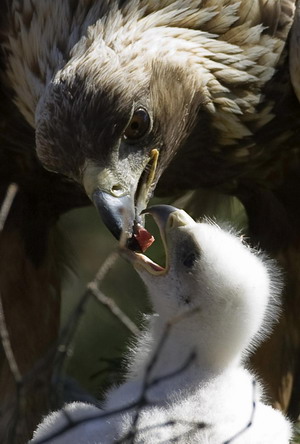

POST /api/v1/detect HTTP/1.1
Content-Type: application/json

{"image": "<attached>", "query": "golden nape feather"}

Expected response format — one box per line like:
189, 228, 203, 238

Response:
0, 0, 300, 442
2, 0, 295, 144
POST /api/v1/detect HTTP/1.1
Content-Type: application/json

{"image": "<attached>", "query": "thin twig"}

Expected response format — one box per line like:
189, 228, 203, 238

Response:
119, 307, 201, 443
93, 251, 120, 285
51, 247, 141, 407
223, 379, 257, 444
55, 253, 118, 364
33, 356, 201, 444
130, 418, 207, 444
0, 184, 21, 444
32, 310, 204, 444
30, 303, 258, 444
88, 282, 140, 336
0, 184, 21, 380
0, 183, 18, 231
0, 294, 22, 383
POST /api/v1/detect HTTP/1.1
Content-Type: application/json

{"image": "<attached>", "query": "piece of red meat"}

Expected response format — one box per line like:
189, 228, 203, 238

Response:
134, 225, 155, 252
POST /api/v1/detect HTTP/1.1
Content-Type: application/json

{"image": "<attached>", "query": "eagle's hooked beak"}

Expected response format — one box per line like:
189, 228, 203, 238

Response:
83, 149, 160, 251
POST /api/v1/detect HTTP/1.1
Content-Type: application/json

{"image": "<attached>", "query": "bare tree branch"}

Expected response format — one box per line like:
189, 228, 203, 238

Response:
118, 308, 202, 443
32, 324, 206, 444
30, 302, 258, 444
0, 183, 18, 231
0, 184, 22, 444
88, 282, 140, 337
0, 184, 20, 380
52, 252, 120, 398
0, 293, 21, 383
223, 379, 257, 444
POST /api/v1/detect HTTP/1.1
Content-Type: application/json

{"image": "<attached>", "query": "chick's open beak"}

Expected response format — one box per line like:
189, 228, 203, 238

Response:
144, 204, 196, 234
122, 205, 196, 275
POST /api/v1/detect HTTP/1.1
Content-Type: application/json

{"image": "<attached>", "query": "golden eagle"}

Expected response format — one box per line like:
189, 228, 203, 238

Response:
0, 0, 299, 441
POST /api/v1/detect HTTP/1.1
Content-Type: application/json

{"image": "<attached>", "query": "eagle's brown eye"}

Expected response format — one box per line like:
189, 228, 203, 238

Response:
123, 108, 150, 142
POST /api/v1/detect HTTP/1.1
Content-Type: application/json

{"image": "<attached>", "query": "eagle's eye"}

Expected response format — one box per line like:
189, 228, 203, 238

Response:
123, 107, 150, 142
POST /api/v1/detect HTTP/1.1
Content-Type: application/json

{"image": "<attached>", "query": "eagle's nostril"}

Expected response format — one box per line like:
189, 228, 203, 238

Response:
111, 184, 124, 197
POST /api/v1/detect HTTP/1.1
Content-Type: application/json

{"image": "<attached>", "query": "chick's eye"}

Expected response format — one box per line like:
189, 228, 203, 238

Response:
182, 252, 199, 268
123, 108, 150, 142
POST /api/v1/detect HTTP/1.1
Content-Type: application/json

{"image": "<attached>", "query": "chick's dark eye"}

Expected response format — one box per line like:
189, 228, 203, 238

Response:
182, 252, 199, 268
123, 108, 150, 142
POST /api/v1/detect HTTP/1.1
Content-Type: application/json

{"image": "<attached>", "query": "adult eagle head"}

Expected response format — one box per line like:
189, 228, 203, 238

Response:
33, 5, 212, 248
2, 1, 295, 249
35, 53, 202, 246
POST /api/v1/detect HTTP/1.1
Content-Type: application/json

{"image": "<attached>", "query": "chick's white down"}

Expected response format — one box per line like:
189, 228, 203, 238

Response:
31, 209, 292, 443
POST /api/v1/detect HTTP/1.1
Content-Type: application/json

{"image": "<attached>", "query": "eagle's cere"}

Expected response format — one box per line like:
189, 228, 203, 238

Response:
31, 206, 292, 444
0, 0, 300, 441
